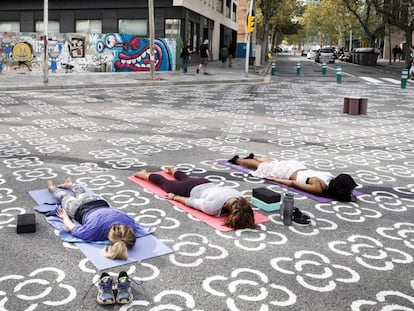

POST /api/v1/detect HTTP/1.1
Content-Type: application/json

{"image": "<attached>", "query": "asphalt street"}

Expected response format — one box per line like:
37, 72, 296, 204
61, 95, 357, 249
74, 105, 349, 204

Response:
0, 55, 413, 311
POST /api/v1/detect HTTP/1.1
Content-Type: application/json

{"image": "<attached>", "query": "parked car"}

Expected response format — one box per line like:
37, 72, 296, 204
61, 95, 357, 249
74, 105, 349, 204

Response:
301, 49, 309, 56
315, 48, 335, 63
307, 49, 318, 60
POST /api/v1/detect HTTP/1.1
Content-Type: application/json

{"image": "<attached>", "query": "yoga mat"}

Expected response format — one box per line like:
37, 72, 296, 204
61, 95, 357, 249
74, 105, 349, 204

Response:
29, 188, 172, 270
217, 159, 363, 203
128, 172, 269, 232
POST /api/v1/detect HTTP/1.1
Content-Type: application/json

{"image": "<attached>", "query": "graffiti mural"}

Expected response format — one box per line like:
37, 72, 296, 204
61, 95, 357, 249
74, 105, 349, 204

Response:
96, 34, 174, 72
0, 32, 176, 74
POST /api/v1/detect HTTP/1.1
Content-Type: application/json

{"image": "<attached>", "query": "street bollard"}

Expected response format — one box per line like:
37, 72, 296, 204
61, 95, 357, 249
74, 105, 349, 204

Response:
296, 62, 301, 75
336, 66, 342, 84
322, 63, 327, 75
271, 61, 276, 76
401, 69, 408, 89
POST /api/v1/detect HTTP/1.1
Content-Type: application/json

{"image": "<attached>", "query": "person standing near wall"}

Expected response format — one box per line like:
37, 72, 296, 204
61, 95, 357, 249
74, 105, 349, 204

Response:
228, 44, 235, 67
180, 41, 192, 73
197, 39, 210, 75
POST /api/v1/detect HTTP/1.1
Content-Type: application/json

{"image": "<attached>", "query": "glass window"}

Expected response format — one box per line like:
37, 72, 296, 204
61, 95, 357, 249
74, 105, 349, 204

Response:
35, 20, 60, 33
118, 19, 147, 35
225, 0, 231, 18
165, 19, 181, 39
232, 3, 237, 22
76, 20, 102, 33
0, 21, 20, 32
216, 0, 223, 13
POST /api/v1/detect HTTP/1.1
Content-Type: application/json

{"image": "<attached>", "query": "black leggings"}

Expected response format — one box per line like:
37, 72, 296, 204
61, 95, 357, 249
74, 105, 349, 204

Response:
149, 171, 210, 197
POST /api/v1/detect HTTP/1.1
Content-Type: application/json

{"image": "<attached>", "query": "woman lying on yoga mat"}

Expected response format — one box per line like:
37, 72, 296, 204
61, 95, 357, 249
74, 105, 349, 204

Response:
47, 177, 137, 260
134, 167, 256, 229
228, 154, 357, 202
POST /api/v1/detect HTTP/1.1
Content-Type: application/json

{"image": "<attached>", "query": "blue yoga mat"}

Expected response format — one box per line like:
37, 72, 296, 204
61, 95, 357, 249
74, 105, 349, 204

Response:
29, 188, 172, 270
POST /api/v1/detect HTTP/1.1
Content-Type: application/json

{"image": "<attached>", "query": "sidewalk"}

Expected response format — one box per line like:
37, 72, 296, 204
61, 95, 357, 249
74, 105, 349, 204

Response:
0, 58, 266, 91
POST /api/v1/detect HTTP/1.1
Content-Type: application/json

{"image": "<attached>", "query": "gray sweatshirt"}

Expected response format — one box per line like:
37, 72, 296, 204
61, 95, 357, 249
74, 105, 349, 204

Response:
186, 183, 242, 216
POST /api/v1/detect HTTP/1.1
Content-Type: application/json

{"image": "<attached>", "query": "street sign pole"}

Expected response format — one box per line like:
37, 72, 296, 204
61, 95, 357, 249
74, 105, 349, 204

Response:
43, 0, 48, 84
148, 0, 155, 80
245, 0, 254, 77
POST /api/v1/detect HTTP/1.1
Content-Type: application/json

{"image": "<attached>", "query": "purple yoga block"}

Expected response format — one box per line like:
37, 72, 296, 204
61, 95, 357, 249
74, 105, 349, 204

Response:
343, 97, 349, 113
359, 98, 368, 115
348, 98, 360, 115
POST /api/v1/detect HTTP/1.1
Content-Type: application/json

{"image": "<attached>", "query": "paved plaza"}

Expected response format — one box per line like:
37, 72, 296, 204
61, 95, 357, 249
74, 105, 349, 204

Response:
0, 56, 413, 311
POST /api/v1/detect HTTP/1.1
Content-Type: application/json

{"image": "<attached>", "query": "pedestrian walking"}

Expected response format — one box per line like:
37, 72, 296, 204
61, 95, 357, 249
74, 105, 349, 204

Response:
392, 45, 399, 63
220, 45, 229, 66
197, 39, 210, 75
228, 44, 235, 67
180, 41, 192, 73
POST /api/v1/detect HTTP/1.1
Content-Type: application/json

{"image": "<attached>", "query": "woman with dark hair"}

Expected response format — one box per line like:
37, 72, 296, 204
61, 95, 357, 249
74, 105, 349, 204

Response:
134, 167, 256, 229
228, 154, 357, 202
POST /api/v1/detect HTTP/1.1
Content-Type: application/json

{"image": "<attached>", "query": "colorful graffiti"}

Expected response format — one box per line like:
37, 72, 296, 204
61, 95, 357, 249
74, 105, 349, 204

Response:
0, 32, 176, 74
96, 34, 173, 72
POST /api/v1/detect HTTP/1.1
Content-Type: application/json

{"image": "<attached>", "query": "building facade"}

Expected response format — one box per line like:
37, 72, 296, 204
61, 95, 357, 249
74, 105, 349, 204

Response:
0, 0, 239, 61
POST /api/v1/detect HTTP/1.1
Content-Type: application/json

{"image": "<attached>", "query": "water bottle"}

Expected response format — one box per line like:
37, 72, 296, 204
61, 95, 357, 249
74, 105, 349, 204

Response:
282, 192, 294, 226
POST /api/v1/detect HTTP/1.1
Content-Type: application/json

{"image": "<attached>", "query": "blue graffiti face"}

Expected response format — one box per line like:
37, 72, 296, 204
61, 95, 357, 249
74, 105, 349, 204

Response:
96, 34, 172, 72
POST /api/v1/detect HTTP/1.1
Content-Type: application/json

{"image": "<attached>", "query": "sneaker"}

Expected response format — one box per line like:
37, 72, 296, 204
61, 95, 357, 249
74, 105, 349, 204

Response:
293, 207, 310, 220
116, 271, 133, 304
196, 68, 199, 74
228, 155, 239, 164
293, 214, 311, 226
204, 72, 209, 75
97, 273, 115, 305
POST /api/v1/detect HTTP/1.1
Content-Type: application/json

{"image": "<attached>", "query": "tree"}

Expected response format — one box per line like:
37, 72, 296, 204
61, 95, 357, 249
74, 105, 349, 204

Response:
255, 0, 303, 61
371, 0, 414, 67
341, 0, 386, 47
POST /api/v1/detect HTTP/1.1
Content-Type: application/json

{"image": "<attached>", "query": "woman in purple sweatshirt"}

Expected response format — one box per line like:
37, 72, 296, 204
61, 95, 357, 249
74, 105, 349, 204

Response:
48, 177, 138, 260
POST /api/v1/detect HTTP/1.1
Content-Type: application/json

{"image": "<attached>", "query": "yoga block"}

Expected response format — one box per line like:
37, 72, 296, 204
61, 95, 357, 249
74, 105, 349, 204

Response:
16, 213, 36, 234
251, 197, 281, 212
359, 98, 368, 115
348, 98, 360, 115
343, 97, 349, 113
252, 187, 281, 203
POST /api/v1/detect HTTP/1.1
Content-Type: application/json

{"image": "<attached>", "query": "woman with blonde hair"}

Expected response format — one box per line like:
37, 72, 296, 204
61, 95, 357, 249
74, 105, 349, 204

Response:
48, 177, 137, 260
134, 167, 256, 230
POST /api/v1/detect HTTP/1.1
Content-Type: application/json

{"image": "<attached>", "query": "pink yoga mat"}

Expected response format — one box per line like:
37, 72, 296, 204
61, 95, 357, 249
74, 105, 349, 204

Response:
128, 172, 269, 232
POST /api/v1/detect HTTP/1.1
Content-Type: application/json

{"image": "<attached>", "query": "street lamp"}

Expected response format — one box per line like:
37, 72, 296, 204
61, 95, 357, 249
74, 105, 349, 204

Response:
148, 0, 155, 80
43, 0, 48, 83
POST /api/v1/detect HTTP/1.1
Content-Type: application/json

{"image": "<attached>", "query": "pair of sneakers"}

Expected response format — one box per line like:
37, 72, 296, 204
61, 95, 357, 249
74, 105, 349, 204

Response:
97, 271, 133, 305
293, 207, 311, 226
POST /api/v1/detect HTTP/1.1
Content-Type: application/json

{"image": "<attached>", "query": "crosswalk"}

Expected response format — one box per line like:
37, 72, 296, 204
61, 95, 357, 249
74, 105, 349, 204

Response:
360, 76, 414, 85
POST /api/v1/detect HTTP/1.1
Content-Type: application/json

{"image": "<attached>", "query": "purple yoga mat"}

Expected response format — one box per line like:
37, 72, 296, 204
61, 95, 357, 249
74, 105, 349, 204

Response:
217, 159, 363, 203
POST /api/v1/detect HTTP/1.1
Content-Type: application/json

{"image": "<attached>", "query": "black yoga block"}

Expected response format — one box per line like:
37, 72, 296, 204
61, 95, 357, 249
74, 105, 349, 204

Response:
16, 213, 36, 234
252, 187, 281, 203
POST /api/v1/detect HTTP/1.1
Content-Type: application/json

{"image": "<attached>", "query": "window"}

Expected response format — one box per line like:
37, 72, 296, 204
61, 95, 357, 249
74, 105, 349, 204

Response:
76, 20, 102, 33
216, 0, 223, 13
232, 3, 237, 22
165, 19, 181, 39
35, 20, 60, 33
0, 21, 20, 32
118, 19, 147, 35
225, 0, 231, 18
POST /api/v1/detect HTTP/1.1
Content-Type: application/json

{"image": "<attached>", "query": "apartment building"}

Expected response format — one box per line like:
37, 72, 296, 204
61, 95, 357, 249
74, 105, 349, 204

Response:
0, 0, 239, 60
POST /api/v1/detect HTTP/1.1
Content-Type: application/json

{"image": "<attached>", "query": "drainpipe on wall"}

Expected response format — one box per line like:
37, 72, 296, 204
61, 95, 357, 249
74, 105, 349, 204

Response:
43, 0, 48, 83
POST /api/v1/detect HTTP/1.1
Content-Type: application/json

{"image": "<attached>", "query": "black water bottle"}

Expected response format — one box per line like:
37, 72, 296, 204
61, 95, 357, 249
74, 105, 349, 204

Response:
283, 192, 294, 226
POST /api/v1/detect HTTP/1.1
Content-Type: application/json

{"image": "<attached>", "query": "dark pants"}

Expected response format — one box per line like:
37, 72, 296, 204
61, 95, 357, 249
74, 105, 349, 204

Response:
149, 171, 210, 197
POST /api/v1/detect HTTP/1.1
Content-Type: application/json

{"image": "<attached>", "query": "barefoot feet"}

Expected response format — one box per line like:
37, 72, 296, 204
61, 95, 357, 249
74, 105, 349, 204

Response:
164, 167, 176, 175
135, 170, 150, 180
47, 180, 55, 191
57, 177, 72, 189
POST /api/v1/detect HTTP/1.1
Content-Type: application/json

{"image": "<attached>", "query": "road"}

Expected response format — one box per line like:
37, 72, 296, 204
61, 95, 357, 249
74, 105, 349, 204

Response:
270, 53, 411, 87
0, 63, 413, 311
